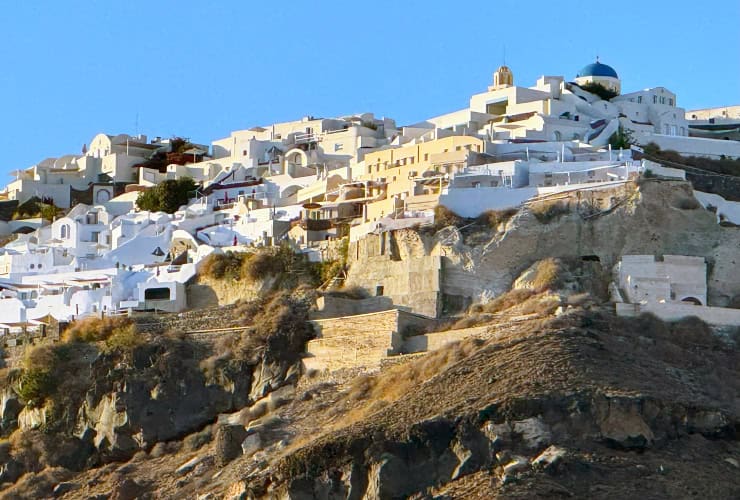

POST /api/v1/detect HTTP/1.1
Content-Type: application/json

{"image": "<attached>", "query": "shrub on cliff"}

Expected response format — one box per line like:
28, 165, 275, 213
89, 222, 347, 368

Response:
433, 205, 464, 231
478, 208, 518, 229
239, 292, 314, 362
199, 251, 247, 280
530, 200, 570, 223
14, 345, 60, 407
62, 316, 140, 354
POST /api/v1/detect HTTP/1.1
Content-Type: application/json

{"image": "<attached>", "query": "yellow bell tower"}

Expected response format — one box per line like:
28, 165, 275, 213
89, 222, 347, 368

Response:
489, 65, 514, 91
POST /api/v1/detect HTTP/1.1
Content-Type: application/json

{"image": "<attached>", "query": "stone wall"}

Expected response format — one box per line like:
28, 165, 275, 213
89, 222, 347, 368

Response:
133, 304, 239, 334
616, 302, 740, 326
401, 325, 490, 354
305, 309, 437, 373
310, 295, 394, 320
1, 320, 64, 368
346, 229, 442, 317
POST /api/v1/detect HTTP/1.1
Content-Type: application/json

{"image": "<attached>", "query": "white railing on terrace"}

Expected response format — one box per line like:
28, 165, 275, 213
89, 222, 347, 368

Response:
293, 132, 322, 144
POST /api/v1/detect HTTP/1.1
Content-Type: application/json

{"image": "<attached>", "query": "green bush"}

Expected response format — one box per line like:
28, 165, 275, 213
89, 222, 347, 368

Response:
15, 345, 60, 406
136, 177, 197, 213
16, 369, 55, 407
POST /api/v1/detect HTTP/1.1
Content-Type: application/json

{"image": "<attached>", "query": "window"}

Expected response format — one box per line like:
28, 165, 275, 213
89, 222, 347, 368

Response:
375, 285, 384, 296
30, 264, 35, 269
424, 153, 429, 161
668, 98, 674, 106
653, 95, 657, 104
637, 96, 642, 104
60, 224, 70, 239
660, 96, 666, 104
334, 143, 343, 152
145, 287, 171, 301
455, 146, 461, 151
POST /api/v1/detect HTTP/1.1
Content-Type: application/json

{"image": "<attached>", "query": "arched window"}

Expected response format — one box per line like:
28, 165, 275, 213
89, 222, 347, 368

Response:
60, 224, 70, 239
553, 131, 562, 141
96, 189, 111, 203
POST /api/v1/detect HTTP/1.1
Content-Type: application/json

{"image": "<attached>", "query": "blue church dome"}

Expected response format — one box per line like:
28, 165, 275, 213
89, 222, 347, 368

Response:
577, 61, 618, 79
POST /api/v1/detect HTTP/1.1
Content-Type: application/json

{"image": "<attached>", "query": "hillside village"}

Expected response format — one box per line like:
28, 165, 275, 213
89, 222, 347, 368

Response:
0, 59, 738, 336
0, 58, 739, 498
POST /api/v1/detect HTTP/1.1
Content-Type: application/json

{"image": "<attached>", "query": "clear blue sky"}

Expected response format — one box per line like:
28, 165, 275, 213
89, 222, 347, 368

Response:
1, 0, 738, 174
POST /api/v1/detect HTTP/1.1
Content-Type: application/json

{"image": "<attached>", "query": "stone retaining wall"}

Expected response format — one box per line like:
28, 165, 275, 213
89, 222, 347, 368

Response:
305, 309, 437, 372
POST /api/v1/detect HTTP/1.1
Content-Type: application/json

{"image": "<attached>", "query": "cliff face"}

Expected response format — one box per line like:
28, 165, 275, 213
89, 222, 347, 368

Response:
348, 181, 740, 316
250, 310, 740, 499
0, 319, 307, 487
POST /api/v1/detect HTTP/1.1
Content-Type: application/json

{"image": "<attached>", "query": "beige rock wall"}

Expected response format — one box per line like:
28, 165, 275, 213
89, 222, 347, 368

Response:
305, 309, 437, 372
346, 230, 442, 317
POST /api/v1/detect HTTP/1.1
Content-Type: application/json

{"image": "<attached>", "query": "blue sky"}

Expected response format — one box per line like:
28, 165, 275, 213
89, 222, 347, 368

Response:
1, 0, 738, 174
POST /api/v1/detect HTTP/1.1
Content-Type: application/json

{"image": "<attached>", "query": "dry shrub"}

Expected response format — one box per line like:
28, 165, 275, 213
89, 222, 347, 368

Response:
199, 335, 238, 380
530, 200, 570, 223
530, 258, 566, 292
667, 316, 721, 348
450, 315, 488, 330
9, 430, 89, 471
481, 289, 536, 314
0, 466, 72, 499
433, 205, 464, 231
478, 208, 518, 229
244, 251, 286, 281
518, 294, 561, 316
673, 196, 701, 210
63, 316, 136, 343
238, 292, 313, 362
199, 251, 247, 280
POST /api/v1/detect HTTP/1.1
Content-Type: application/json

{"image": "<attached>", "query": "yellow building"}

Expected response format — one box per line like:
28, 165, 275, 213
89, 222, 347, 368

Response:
353, 135, 485, 221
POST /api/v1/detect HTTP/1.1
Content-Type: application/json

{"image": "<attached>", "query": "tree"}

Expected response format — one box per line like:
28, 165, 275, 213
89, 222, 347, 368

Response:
609, 126, 634, 150
136, 177, 197, 213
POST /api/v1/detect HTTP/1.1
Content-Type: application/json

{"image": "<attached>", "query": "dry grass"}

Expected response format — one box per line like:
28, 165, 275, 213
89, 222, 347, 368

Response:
0, 466, 72, 499
199, 251, 247, 280
530, 199, 571, 223
530, 257, 565, 291
471, 289, 536, 315
334, 338, 484, 427
673, 196, 701, 210
478, 208, 518, 229
62, 316, 140, 354
433, 205, 464, 231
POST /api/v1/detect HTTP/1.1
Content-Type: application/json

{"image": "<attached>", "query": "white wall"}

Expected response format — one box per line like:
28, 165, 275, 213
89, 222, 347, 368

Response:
635, 133, 740, 159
